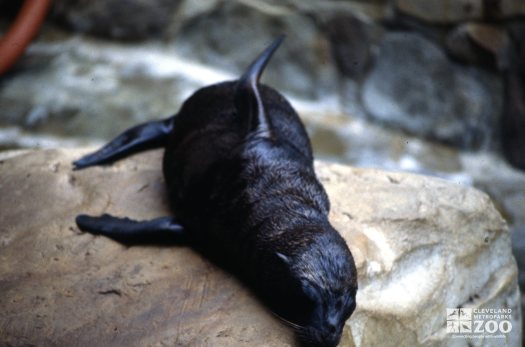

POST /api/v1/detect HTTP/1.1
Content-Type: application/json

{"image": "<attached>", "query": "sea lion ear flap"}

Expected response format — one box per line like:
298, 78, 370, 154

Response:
276, 252, 291, 265
234, 35, 285, 138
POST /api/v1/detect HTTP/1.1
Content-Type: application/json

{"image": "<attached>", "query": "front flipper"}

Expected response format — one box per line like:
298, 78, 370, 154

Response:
73, 116, 174, 170
76, 214, 186, 245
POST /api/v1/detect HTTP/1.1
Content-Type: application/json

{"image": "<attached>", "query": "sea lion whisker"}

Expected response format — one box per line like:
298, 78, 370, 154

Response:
270, 310, 305, 330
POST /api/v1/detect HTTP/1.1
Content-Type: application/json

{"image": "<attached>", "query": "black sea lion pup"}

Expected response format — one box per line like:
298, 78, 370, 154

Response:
73, 35, 358, 347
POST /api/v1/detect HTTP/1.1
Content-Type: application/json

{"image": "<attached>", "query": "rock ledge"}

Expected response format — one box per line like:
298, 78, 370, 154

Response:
0, 149, 521, 346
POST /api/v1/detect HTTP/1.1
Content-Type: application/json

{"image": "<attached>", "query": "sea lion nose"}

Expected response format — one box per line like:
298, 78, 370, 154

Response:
312, 326, 340, 347
321, 333, 341, 347
328, 323, 336, 334
323, 323, 342, 347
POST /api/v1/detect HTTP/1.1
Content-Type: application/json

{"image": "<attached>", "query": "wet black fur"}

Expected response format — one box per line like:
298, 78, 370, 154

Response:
74, 37, 357, 347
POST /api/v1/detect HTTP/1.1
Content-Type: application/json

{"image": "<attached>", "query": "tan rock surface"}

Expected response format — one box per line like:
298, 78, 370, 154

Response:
395, 0, 483, 23
395, 0, 525, 23
317, 163, 522, 347
0, 148, 521, 346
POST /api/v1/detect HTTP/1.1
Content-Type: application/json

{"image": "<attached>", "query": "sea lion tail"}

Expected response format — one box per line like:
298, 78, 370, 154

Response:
234, 35, 285, 138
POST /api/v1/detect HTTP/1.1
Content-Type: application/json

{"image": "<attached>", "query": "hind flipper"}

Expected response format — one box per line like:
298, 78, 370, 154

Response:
76, 213, 186, 245
73, 116, 174, 170
235, 35, 285, 138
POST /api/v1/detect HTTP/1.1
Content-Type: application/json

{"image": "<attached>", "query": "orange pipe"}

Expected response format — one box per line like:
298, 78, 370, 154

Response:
0, 0, 53, 75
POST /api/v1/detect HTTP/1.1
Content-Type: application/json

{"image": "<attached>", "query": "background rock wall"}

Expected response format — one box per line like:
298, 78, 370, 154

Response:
45, 0, 524, 154
1, 0, 524, 150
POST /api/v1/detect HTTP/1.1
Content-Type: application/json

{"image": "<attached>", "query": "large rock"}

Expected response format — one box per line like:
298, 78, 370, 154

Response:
512, 225, 525, 290
445, 23, 510, 69
51, 0, 182, 40
395, 0, 525, 23
321, 162, 521, 347
172, 1, 338, 100
362, 32, 502, 150
501, 22, 525, 171
395, 0, 482, 23
0, 148, 521, 346
322, 13, 373, 78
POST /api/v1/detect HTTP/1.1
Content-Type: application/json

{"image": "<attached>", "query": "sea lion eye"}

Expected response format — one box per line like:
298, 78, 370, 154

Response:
301, 281, 319, 300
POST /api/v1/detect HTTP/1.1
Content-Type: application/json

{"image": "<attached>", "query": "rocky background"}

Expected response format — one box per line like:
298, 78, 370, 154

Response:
0, 0, 524, 344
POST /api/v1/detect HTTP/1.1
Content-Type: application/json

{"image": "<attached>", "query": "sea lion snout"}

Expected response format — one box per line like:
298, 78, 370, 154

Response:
303, 292, 355, 347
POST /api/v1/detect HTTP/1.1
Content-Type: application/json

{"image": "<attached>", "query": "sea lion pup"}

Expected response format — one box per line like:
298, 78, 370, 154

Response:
73, 36, 357, 347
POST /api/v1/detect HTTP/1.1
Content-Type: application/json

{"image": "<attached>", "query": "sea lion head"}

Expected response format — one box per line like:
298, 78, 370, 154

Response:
276, 228, 358, 347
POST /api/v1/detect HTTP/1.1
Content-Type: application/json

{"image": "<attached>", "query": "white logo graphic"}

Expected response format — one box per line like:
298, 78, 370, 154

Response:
446, 308, 472, 333
446, 307, 513, 338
